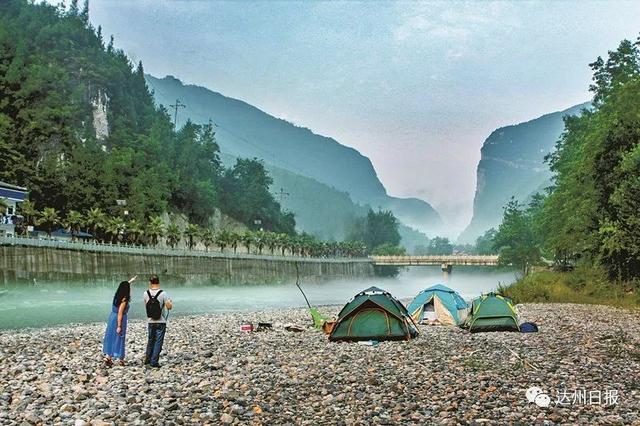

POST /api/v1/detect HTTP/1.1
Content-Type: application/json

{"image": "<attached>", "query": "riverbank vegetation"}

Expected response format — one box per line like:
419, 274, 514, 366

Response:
0, 1, 410, 259
499, 265, 639, 308
0, 1, 294, 231
491, 36, 640, 306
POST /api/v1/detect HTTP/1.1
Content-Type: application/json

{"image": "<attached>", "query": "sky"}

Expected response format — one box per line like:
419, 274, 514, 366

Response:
57, 0, 640, 234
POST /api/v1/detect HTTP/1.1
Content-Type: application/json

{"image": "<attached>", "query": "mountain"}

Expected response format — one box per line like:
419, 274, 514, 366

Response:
459, 102, 590, 243
144, 75, 443, 236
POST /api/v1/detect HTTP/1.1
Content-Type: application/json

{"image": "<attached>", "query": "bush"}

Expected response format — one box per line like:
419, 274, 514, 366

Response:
501, 265, 639, 308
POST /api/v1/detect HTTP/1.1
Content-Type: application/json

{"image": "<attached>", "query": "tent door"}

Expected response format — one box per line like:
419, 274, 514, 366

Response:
422, 301, 437, 323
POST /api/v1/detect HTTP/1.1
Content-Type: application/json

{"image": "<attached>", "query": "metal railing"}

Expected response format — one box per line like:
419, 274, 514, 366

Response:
370, 255, 499, 266
0, 236, 371, 264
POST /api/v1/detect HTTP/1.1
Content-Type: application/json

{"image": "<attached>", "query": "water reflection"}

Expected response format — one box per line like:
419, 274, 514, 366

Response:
0, 266, 518, 329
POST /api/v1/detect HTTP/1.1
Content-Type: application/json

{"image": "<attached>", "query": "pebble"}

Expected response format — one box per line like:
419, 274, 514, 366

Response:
0, 303, 638, 424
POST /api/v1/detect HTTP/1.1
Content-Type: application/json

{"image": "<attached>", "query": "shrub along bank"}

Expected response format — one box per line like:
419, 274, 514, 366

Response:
499, 265, 639, 309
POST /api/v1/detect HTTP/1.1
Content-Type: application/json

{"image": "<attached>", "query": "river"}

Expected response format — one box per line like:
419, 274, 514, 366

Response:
0, 267, 518, 329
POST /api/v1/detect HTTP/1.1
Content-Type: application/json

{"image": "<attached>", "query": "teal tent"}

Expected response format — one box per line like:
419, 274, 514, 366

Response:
329, 286, 418, 341
407, 284, 470, 326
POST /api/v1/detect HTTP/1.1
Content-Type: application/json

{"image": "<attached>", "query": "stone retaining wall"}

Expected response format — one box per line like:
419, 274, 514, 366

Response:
0, 246, 374, 285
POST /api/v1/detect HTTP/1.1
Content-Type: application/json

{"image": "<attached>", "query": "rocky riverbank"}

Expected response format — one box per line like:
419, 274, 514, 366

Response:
1, 303, 638, 425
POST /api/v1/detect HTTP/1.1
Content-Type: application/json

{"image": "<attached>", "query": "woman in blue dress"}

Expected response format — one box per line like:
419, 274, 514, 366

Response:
103, 275, 137, 366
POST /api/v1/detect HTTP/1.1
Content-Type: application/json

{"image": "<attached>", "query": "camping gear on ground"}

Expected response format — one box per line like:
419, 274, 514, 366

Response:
520, 322, 539, 333
464, 292, 520, 333
240, 323, 254, 332
256, 322, 272, 331
309, 307, 330, 329
329, 286, 418, 342
357, 340, 379, 346
322, 320, 336, 334
295, 263, 329, 329
285, 325, 304, 332
407, 284, 470, 326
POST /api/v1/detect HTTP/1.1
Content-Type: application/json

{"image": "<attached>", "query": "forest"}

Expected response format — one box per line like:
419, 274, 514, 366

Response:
0, 0, 296, 232
491, 36, 640, 302
0, 0, 411, 258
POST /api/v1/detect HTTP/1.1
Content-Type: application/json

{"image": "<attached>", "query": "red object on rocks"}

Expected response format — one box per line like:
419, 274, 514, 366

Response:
240, 324, 254, 332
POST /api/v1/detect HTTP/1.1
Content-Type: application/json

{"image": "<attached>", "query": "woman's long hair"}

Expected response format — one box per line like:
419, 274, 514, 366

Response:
113, 281, 131, 306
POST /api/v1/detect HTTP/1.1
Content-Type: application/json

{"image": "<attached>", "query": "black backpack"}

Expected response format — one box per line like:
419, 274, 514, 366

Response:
146, 289, 164, 320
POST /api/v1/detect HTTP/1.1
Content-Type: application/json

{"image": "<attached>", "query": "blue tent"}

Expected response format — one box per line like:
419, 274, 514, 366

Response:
407, 284, 470, 326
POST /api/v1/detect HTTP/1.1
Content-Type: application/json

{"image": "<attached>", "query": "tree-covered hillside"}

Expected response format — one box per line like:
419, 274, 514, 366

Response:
493, 36, 640, 283
0, 0, 293, 233
145, 74, 443, 236
459, 102, 589, 243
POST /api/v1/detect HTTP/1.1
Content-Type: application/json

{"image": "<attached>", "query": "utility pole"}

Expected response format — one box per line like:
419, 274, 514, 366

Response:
277, 187, 290, 204
169, 99, 186, 130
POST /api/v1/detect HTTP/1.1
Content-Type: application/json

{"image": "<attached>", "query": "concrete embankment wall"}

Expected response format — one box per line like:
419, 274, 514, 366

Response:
0, 245, 375, 285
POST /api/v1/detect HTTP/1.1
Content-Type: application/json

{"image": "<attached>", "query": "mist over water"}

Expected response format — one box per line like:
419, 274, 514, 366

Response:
0, 267, 518, 329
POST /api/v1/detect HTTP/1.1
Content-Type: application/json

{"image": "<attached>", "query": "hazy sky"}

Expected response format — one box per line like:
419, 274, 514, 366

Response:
68, 0, 640, 234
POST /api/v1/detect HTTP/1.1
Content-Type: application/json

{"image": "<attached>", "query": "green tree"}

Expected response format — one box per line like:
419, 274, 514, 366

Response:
221, 158, 296, 234
37, 207, 60, 238
228, 231, 240, 254
427, 237, 454, 255
474, 229, 498, 255
166, 222, 181, 249
105, 217, 126, 243
184, 223, 199, 250
216, 229, 231, 252
64, 210, 84, 241
200, 228, 214, 252
17, 200, 37, 235
493, 199, 541, 275
347, 209, 401, 253
146, 216, 165, 247
241, 231, 255, 254
127, 219, 143, 245
85, 208, 106, 241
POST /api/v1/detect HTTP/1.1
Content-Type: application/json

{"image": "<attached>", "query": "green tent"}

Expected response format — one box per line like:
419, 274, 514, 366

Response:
329, 286, 418, 341
464, 292, 520, 332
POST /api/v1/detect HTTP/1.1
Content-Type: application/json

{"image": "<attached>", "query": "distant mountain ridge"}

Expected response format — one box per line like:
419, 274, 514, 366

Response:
145, 74, 443, 238
459, 102, 590, 243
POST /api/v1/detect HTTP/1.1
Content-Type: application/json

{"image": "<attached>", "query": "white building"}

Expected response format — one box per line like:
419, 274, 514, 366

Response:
0, 181, 28, 237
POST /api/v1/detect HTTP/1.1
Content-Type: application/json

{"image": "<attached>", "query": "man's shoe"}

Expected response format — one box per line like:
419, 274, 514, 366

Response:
149, 363, 161, 369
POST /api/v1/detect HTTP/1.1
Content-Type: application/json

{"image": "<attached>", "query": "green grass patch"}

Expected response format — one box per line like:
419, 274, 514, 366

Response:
500, 264, 640, 308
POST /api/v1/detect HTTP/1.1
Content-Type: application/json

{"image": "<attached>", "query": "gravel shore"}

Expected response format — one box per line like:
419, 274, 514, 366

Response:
1, 303, 639, 425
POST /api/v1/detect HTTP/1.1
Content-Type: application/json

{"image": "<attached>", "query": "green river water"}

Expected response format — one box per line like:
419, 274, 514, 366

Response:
0, 267, 517, 329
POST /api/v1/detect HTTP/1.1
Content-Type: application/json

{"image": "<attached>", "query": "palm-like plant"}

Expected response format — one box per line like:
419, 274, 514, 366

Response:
64, 210, 84, 242
200, 228, 215, 252
85, 208, 106, 241
277, 233, 289, 256
229, 231, 240, 253
146, 216, 165, 247
0, 198, 7, 214
184, 223, 200, 250
166, 222, 181, 249
241, 231, 255, 254
37, 207, 60, 238
18, 200, 38, 235
105, 217, 126, 243
254, 230, 267, 255
127, 219, 143, 245
265, 232, 279, 255
217, 229, 231, 252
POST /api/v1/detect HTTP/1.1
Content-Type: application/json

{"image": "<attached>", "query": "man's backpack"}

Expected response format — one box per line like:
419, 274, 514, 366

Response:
146, 289, 164, 320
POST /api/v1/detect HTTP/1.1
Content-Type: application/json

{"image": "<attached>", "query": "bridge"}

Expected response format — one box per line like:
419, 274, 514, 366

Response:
370, 255, 499, 280
370, 255, 499, 266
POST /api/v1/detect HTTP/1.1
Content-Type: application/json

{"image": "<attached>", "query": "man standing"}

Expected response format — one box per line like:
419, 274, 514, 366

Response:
143, 274, 173, 368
